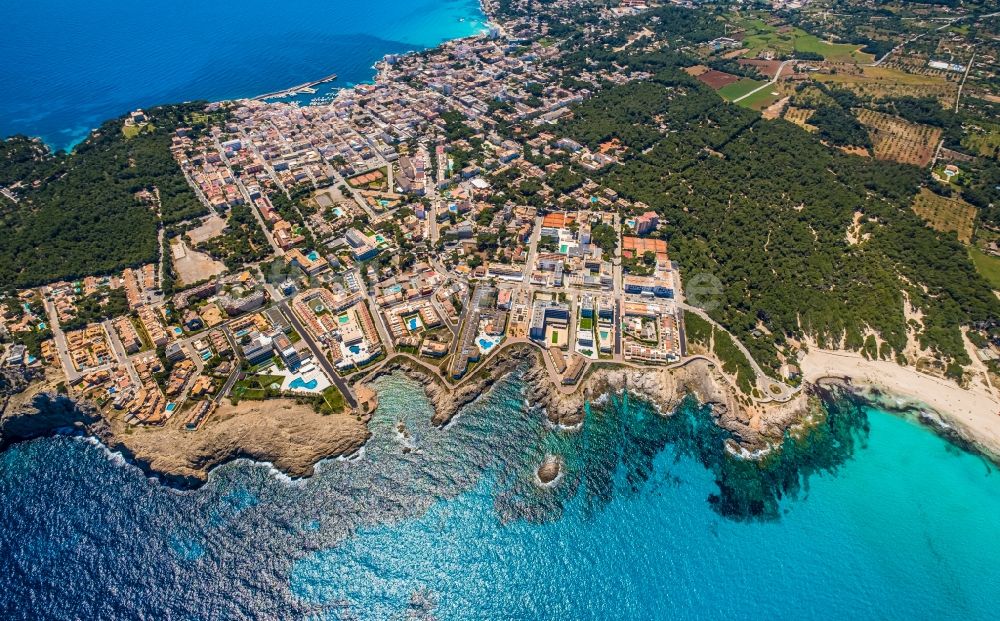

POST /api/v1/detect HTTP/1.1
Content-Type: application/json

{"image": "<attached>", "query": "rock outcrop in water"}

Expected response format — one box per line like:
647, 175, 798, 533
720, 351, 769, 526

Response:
525, 350, 808, 454
536, 454, 562, 486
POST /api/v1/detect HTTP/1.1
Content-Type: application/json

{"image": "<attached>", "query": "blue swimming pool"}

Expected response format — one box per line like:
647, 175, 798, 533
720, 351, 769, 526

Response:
307, 251, 320, 261
289, 377, 318, 390
165, 403, 176, 413
407, 317, 420, 331
478, 338, 496, 351
348, 345, 361, 355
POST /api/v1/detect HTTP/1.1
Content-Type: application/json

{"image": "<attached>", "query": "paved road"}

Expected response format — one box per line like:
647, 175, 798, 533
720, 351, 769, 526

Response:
42, 297, 82, 384
102, 320, 140, 385
278, 300, 358, 409
676, 301, 796, 400
611, 213, 624, 358
212, 133, 284, 256
215, 368, 242, 404
732, 59, 793, 103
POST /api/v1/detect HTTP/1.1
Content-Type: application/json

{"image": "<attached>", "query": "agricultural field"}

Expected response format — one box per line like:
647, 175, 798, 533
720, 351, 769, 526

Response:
783, 106, 816, 130
911, 187, 976, 244
737, 59, 790, 80
814, 65, 957, 105
761, 96, 790, 119
734, 17, 873, 63
696, 70, 741, 89
737, 83, 788, 111
717, 78, 766, 102
855, 108, 942, 167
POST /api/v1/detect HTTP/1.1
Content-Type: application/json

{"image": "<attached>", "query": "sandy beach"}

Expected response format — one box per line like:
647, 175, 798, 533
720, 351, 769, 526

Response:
801, 348, 1000, 459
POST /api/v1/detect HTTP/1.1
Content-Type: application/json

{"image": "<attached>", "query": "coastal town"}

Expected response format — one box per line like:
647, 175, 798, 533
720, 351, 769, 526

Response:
4, 0, 1000, 467
7, 0, 1000, 616
0, 5, 696, 433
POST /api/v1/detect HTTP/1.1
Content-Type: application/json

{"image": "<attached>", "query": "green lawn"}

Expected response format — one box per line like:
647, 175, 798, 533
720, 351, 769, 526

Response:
970, 248, 1000, 290
737, 86, 783, 110
321, 385, 346, 413
232, 374, 284, 400
240, 388, 267, 400
121, 123, 154, 139
551, 331, 559, 344
580, 316, 593, 330
718, 78, 765, 102
794, 34, 871, 62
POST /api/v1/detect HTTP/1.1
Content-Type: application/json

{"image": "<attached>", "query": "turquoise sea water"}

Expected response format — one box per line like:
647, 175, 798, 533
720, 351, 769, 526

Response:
0, 0, 486, 151
1, 369, 999, 619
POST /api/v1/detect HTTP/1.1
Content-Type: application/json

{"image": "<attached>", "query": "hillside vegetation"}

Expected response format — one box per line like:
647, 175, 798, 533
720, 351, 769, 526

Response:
0, 103, 207, 289
559, 61, 998, 377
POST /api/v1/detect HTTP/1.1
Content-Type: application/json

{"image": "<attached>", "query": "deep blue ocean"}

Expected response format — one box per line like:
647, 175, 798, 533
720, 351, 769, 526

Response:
2, 370, 999, 620
0, 0, 486, 152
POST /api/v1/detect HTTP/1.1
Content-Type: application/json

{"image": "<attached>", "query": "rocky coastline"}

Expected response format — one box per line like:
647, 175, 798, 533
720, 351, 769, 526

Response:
0, 343, 820, 489
368, 343, 812, 455
1, 391, 370, 489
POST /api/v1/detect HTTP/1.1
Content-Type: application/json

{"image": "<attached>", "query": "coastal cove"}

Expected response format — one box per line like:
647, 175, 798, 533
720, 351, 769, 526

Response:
0, 0, 487, 152
2, 370, 1000, 619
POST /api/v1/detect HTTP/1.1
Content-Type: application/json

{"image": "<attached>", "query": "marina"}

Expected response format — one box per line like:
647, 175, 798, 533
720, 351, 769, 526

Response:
253, 73, 339, 101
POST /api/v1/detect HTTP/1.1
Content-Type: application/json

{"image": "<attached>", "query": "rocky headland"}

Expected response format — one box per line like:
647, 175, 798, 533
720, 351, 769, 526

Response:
1, 390, 370, 488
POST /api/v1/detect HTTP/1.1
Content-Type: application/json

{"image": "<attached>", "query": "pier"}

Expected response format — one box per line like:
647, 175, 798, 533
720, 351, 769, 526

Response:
253, 73, 338, 101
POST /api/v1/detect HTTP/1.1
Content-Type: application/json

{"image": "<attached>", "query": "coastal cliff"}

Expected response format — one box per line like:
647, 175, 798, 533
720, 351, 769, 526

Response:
1, 392, 370, 488
365, 346, 536, 426
369, 344, 812, 455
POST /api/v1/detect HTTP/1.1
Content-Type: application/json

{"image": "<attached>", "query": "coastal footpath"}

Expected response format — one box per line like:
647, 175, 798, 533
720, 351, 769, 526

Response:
365, 344, 811, 455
